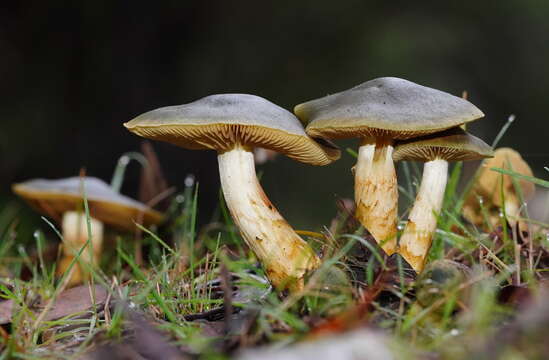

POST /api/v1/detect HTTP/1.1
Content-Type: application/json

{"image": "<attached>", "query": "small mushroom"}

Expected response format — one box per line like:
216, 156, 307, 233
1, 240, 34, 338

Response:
295, 77, 484, 255
393, 128, 493, 272
415, 259, 471, 309
12, 177, 162, 286
463, 147, 535, 228
124, 94, 340, 290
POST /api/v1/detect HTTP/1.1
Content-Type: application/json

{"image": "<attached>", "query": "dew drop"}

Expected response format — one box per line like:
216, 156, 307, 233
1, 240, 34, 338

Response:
185, 174, 195, 187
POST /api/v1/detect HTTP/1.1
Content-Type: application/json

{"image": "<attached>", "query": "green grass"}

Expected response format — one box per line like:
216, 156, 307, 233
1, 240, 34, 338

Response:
0, 148, 548, 359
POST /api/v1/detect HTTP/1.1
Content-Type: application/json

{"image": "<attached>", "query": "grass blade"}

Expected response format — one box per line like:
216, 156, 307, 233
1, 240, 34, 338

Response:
490, 167, 549, 188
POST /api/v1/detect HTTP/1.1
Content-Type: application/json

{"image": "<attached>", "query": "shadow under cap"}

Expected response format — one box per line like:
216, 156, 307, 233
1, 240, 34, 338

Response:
125, 93, 340, 166
12, 177, 163, 231
392, 127, 494, 162
295, 77, 485, 140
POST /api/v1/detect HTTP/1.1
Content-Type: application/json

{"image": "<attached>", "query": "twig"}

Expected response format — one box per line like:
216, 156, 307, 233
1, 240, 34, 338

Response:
220, 262, 233, 334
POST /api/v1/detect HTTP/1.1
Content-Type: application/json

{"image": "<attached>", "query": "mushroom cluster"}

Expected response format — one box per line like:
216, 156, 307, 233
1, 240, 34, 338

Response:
13, 76, 495, 291
295, 77, 493, 272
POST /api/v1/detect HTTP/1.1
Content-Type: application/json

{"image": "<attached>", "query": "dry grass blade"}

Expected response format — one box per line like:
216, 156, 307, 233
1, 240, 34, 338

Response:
220, 262, 233, 334
139, 141, 170, 209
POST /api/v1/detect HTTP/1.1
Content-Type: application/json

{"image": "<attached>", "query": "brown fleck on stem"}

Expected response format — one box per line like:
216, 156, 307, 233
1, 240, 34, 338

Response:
399, 159, 448, 272
354, 137, 398, 255
57, 211, 104, 287
218, 146, 320, 291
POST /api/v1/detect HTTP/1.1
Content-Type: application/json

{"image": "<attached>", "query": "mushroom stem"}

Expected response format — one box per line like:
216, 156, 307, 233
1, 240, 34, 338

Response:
399, 159, 448, 272
218, 146, 320, 290
503, 195, 520, 227
57, 211, 104, 286
354, 136, 398, 255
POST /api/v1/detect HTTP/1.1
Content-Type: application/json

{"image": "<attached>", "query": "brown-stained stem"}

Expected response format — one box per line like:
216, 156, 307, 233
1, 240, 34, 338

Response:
399, 159, 448, 272
354, 137, 398, 255
218, 145, 320, 291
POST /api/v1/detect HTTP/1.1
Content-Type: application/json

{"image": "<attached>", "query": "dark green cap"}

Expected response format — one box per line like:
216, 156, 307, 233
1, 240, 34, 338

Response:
295, 77, 484, 140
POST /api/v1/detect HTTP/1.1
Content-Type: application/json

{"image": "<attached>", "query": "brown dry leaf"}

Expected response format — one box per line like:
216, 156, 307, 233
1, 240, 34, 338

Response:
0, 299, 14, 325
39, 284, 108, 321
85, 312, 189, 360
138, 141, 171, 210
498, 285, 534, 309
1, 285, 107, 326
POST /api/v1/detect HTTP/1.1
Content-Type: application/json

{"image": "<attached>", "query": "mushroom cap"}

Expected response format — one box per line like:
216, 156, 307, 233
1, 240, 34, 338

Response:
392, 127, 493, 162
12, 177, 163, 231
474, 147, 535, 206
295, 77, 484, 140
124, 94, 340, 166
416, 260, 471, 308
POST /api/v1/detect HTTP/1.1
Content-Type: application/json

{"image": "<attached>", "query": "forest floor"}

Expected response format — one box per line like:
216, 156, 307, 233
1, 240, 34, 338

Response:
1, 142, 549, 360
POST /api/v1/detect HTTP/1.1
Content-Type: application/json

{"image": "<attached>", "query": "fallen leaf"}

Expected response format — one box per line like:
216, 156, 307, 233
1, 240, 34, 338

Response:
38, 284, 108, 321
1, 284, 107, 336
0, 300, 14, 325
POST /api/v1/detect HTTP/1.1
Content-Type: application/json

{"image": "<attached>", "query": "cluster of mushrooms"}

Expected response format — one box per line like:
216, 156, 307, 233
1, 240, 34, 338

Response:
13, 77, 496, 291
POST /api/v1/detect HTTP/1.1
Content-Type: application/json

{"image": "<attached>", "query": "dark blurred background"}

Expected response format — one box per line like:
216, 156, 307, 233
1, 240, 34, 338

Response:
1, 1, 548, 230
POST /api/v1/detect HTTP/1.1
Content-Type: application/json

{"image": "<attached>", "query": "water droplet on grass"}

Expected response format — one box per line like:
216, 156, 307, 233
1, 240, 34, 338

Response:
185, 175, 195, 187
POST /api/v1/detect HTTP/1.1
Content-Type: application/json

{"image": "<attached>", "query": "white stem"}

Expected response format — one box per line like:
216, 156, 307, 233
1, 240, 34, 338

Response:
218, 146, 319, 290
503, 196, 520, 227
58, 211, 104, 285
354, 137, 398, 255
399, 159, 448, 272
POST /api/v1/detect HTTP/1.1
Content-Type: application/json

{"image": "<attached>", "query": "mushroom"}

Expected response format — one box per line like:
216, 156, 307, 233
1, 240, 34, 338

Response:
12, 177, 163, 286
294, 77, 484, 255
415, 259, 471, 310
124, 94, 340, 290
393, 128, 493, 272
463, 147, 535, 228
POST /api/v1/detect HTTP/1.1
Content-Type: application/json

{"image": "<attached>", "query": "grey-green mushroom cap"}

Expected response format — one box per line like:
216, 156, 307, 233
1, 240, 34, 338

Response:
295, 77, 484, 140
393, 127, 494, 162
12, 177, 163, 231
124, 94, 340, 166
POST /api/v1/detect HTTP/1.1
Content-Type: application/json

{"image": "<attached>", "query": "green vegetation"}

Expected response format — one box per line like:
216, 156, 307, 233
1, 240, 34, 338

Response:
0, 138, 548, 359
